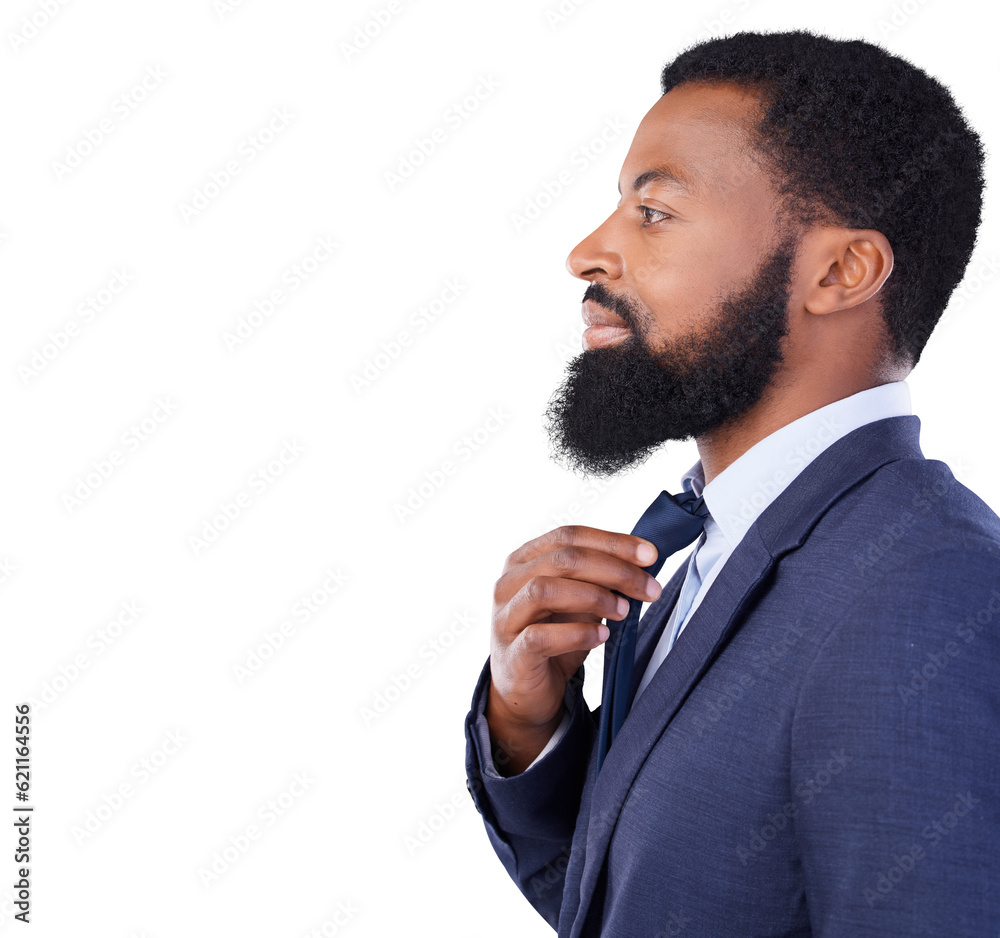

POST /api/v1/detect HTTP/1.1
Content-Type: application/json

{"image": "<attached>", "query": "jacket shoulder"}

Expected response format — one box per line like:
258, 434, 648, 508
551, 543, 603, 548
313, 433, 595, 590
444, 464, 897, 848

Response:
820, 454, 1000, 581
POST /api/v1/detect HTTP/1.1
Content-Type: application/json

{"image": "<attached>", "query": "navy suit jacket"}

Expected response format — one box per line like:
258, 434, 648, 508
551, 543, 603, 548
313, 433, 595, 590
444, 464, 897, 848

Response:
464, 416, 1000, 936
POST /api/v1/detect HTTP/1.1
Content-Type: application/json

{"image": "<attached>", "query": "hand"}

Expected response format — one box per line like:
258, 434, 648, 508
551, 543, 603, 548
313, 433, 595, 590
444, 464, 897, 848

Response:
486, 525, 662, 773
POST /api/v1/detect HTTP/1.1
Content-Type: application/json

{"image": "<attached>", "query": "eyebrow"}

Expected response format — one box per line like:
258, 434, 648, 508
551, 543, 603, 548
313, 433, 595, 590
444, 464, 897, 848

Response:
618, 166, 694, 196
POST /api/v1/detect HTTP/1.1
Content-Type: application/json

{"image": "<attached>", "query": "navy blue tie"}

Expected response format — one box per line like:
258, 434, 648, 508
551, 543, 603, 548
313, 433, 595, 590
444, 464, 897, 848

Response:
596, 489, 710, 772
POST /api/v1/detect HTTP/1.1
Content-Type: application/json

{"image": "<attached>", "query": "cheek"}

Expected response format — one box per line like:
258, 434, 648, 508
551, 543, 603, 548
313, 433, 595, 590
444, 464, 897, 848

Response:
700, 213, 769, 285
628, 240, 723, 332
626, 237, 699, 307
634, 278, 705, 343
626, 210, 774, 338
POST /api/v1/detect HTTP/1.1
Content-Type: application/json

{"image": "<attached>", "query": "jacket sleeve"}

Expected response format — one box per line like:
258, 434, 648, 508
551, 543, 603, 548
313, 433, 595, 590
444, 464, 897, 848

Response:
791, 547, 1000, 935
464, 656, 594, 929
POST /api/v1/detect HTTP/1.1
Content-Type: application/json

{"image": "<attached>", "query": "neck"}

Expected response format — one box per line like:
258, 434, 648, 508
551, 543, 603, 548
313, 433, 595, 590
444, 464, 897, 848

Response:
695, 370, 905, 485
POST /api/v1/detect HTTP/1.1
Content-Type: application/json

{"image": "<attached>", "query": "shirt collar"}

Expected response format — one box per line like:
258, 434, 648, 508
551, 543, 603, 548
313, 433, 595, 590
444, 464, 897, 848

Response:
679, 380, 912, 551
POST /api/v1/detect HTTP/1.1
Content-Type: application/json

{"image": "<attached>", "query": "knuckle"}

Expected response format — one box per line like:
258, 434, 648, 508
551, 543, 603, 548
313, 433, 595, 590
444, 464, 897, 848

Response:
596, 586, 617, 613
552, 524, 581, 546
601, 530, 629, 557
491, 607, 513, 643
525, 576, 550, 605
520, 624, 549, 656
550, 545, 582, 573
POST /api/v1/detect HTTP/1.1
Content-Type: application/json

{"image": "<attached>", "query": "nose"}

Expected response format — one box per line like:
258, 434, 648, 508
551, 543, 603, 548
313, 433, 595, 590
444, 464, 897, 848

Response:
565, 211, 623, 283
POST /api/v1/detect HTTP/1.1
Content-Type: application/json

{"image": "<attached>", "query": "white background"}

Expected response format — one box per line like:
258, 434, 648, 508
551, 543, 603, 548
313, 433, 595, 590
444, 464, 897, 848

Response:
1, 0, 998, 935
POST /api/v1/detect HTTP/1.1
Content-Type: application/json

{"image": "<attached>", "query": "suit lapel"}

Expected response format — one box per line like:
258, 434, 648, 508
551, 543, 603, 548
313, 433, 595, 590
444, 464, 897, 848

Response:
569, 414, 924, 937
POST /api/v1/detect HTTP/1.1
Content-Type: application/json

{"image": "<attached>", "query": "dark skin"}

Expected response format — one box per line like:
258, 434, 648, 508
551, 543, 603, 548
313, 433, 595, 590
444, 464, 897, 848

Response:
487, 80, 909, 775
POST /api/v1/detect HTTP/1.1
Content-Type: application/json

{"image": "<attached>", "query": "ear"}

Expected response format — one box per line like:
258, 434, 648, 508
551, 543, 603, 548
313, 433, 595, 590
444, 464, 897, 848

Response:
802, 228, 894, 315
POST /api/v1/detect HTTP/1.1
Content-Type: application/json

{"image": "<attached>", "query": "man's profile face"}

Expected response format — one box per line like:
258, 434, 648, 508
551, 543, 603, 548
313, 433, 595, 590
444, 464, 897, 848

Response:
545, 81, 800, 477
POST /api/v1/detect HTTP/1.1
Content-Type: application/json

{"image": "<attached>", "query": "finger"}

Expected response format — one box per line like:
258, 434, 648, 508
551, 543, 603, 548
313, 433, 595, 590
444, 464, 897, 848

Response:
503, 524, 658, 572
496, 543, 662, 608
543, 543, 663, 602
513, 619, 611, 662
545, 611, 603, 625
504, 575, 632, 637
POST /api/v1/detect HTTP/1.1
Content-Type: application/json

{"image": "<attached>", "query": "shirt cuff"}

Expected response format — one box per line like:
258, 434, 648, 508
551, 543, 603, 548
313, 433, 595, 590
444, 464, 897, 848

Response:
472, 665, 581, 779
522, 708, 572, 770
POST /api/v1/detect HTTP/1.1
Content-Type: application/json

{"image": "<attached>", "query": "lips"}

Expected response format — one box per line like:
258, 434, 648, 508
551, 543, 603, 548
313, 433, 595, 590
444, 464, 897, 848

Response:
582, 299, 631, 350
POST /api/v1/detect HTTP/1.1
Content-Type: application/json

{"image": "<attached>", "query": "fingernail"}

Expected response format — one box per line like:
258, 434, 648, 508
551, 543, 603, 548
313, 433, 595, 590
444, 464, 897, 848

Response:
647, 577, 662, 600
636, 542, 656, 564
617, 596, 629, 616
597, 625, 610, 642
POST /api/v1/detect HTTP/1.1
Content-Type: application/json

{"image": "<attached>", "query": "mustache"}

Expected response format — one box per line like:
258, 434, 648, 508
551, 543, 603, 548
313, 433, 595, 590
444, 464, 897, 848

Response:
582, 282, 643, 330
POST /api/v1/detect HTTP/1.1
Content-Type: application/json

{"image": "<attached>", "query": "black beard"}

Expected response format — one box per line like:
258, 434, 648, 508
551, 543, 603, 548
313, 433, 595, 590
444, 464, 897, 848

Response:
543, 236, 797, 478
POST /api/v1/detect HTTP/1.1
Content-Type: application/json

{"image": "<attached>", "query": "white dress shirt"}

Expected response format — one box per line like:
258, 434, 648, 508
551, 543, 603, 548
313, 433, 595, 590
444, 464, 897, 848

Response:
520, 380, 912, 770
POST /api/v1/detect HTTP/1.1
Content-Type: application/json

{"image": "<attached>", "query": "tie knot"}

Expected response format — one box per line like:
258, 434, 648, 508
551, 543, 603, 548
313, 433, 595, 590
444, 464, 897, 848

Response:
673, 488, 710, 519
631, 489, 710, 578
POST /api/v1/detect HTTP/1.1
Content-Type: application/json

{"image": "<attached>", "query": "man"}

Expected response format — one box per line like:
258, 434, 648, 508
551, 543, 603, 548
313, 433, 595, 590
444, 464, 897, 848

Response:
463, 30, 1000, 937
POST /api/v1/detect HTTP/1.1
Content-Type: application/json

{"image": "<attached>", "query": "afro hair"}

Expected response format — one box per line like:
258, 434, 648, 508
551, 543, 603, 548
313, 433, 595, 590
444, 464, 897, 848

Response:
661, 30, 986, 365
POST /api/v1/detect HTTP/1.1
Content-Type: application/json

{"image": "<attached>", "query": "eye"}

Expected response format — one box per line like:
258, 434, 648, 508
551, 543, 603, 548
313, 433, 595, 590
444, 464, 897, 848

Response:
639, 205, 671, 226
